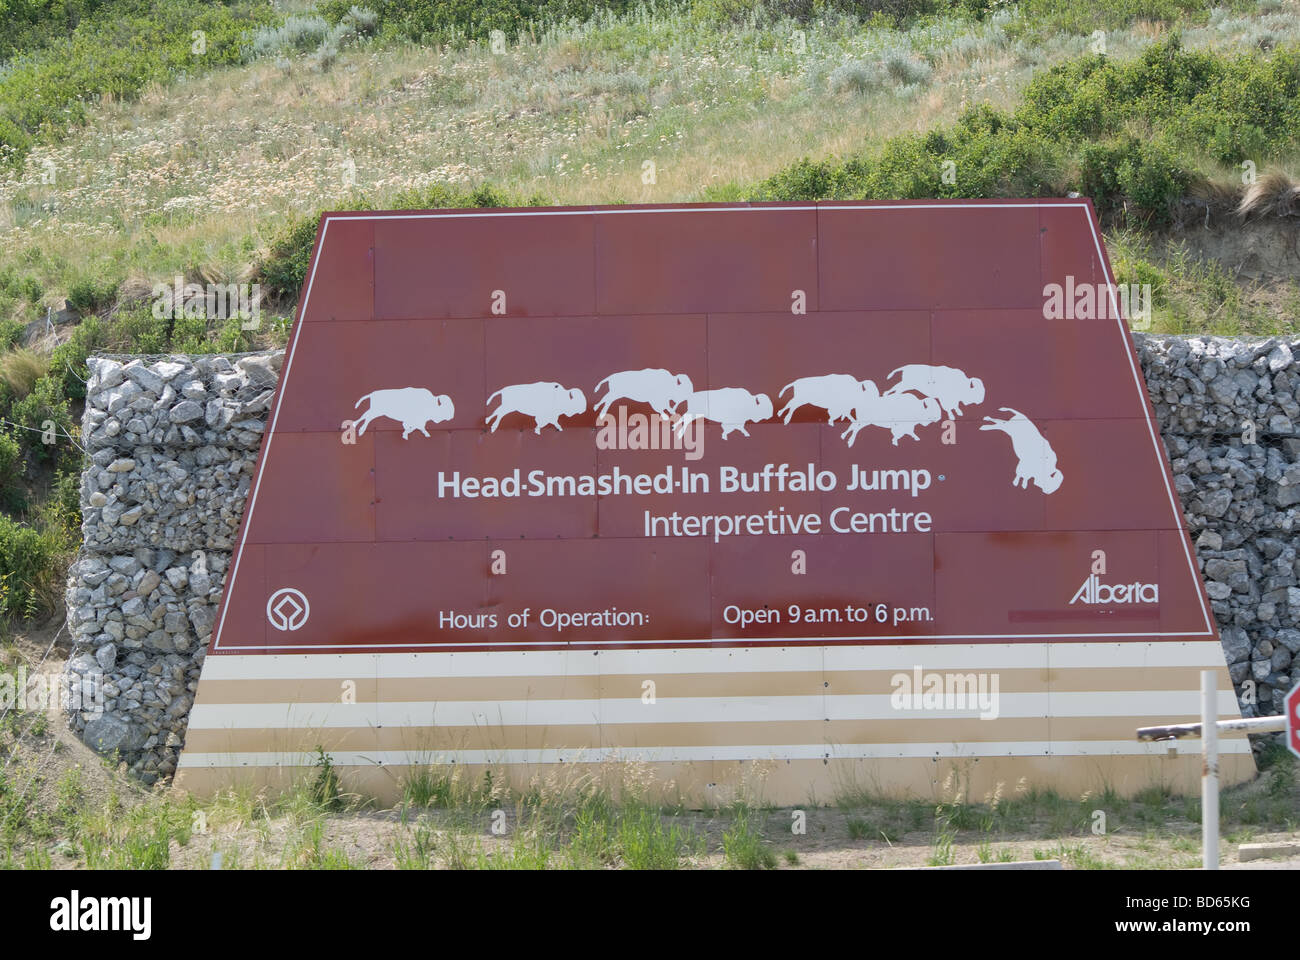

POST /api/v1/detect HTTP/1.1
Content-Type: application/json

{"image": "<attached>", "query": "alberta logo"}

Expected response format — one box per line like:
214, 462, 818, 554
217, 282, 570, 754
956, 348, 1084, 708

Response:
1069, 573, 1159, 605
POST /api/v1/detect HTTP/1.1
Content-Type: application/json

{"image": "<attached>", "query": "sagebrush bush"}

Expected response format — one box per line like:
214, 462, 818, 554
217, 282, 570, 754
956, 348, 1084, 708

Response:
884, 52, 932, 85
248, 14, 331, 57
309, 42, 340, 72
829, 60, 887, 94
241, 8, 377, 63
338, 4, 380, 35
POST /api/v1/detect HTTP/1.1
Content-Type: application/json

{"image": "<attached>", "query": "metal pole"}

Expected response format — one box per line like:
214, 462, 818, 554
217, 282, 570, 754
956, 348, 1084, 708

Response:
1136, 714, 1286, 740
1201, 670, 1218, 871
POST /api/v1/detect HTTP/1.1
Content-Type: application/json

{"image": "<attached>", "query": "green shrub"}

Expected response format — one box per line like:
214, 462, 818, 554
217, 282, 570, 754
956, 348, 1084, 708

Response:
0, 0, 278, 167
753, 107, 1065, 202
1010, 0, 1207, 36
1018, 37, 1300, 165
0, 514, 61, 619
258, 215, 327, 303
47, 315, 102, 400
689, 0, 951, 27
0, 429, 24, 513
8, 375, 73, 467
331, 0, 963, 45
754, 38, 1299, 214
65, 276, 118, 316
1078, 139, 1129, 209
0, 319, 24, 351
39, 466, 80, 541
0, 0, 110, 63
0, 269, 42, 308
1116, 138, 1189, 221
112, 305, 170, 355
170, 315, 255, 354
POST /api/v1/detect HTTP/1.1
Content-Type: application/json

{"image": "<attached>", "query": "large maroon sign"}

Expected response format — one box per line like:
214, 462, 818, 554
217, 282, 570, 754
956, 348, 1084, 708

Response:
211, 201, 1214, 654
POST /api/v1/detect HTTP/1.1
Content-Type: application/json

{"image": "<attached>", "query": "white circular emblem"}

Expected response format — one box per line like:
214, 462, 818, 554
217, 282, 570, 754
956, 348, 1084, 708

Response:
266, 588, 310, 631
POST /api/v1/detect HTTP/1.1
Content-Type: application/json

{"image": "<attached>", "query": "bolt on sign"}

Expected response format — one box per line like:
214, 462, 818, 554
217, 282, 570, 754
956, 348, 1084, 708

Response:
176, 201, 1252, 804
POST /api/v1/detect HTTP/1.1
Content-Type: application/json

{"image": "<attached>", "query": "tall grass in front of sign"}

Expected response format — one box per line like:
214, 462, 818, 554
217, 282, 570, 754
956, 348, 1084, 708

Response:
721, 801, 778, 869
74, 789, 195, 870
387, 756, 712, 868
391, 817, 438, 869
281, 816, 358, 869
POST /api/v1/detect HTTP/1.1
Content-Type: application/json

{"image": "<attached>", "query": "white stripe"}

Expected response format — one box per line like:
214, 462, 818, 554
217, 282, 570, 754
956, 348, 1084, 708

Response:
195, 642, 1232, 681
186, 690, 1243, 729
1046, 641, 1230, 669
177, 737, 1252, 769
227, 628, 1214, 651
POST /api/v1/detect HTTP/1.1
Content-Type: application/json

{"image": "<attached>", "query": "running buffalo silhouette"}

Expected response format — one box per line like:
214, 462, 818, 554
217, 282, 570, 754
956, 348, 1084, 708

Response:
673, 388, 773, 440
777, 374, 876, 425
486, 381, 586, 434
594, 368, 693, 421
884, 364, 985, 419
353, 387, 454, 439
841, 390, 941, 448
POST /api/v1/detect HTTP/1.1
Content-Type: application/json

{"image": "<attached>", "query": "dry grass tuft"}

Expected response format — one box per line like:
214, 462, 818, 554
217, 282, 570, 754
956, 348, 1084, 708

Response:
0, 347, 49, 399
1238, 171, 1300, 219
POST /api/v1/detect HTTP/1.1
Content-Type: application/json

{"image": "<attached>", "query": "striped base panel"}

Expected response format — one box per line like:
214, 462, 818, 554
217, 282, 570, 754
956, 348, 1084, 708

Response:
175, 641, 1254, 805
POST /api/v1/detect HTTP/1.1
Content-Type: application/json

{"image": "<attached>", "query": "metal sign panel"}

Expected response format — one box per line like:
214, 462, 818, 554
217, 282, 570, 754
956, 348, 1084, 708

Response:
177, 201, 1252, 802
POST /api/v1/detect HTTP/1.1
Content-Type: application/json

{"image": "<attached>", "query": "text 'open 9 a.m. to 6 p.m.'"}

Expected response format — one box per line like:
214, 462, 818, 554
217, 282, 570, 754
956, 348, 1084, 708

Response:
723, 603, 934, 630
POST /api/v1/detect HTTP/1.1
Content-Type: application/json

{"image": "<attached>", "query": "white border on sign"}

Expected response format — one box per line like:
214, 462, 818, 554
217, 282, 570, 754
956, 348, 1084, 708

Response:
211, 202, 1214, 652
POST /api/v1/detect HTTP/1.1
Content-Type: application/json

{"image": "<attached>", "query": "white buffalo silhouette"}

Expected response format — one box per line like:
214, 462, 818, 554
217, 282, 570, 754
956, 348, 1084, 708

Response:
486, 381, 586, 434
979, 407, 1063, 494
884, 364, 985, 419
353, 387, 454, 439
594, 368, 693, 421
777, 374, 876, 425
673, 388, 773, 440
841, 390, 941, 448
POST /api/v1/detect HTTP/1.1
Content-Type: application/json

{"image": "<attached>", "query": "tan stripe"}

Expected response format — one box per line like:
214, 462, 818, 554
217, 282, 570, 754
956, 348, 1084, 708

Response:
179, 710, 1246, 755
183, 719, 1042, 754
174, 753, 1258, 806
195, 666, 1232, 705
